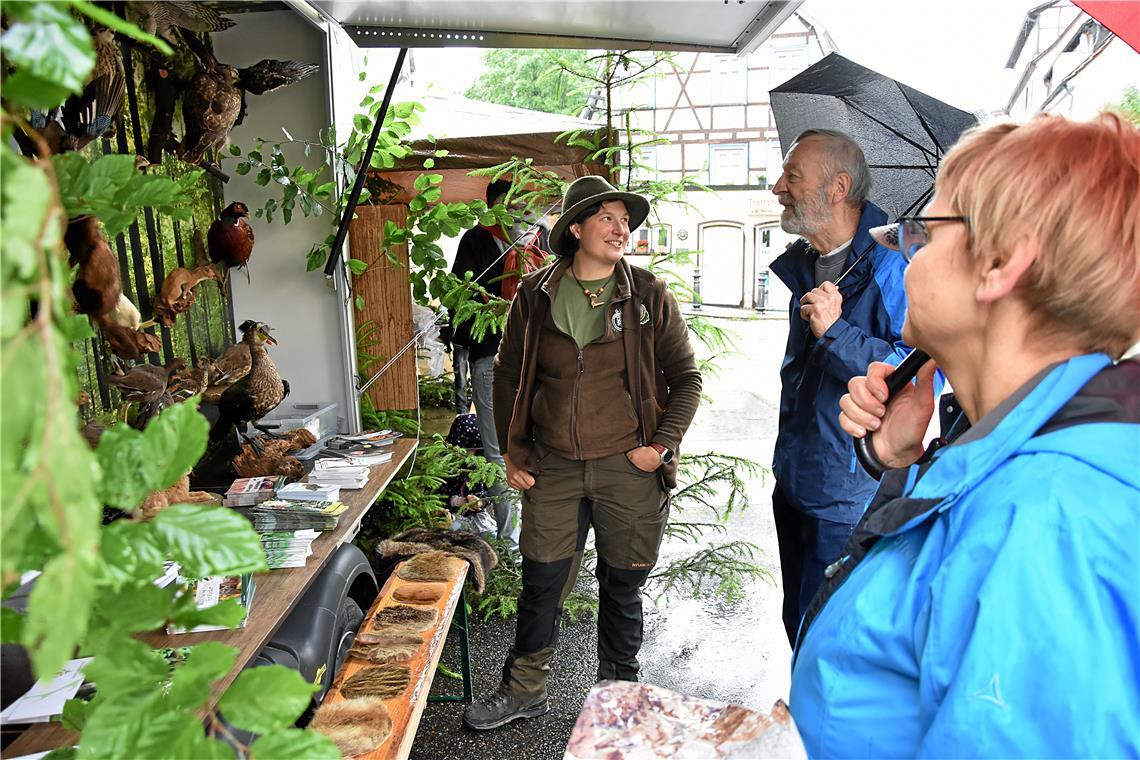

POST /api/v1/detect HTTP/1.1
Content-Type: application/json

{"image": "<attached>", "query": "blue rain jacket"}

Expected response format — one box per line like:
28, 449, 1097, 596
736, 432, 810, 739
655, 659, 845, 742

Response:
790, 354, 1140, 758
770, 202, 911, 523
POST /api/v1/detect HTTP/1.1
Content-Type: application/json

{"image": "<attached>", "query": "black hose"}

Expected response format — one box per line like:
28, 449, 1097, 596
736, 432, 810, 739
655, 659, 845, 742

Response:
853, 348, 931, 480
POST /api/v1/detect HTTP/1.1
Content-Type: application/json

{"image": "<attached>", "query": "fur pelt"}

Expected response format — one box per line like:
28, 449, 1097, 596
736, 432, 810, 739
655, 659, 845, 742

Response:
340, 665, 411, 700
348, 640, 420, 665
392, 582, 446, 605
373, 604, 436, 633
230, 429, 317, 481
136, 474, 219, 520
355, 631, 424, 647
310, 697, 392, 757
377, 528, 498, 593
395, 551, 456, 584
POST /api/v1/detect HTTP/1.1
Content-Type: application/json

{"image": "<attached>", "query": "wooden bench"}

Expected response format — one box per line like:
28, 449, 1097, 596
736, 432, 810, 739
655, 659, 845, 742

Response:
317, 555, 471, 759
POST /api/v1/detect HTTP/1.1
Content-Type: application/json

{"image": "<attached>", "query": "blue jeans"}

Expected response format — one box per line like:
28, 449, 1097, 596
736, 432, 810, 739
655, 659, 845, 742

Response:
471, 355, 520, 544
772, 484, 856, 648
453, 345, 470, 414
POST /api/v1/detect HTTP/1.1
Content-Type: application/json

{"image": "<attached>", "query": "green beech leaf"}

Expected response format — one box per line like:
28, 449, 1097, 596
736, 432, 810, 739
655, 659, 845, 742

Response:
169, 593, 248, 631
95, 401, 208, 510
0, 2, 94, 108
61, 696, 93, 732
78, 690, 219, 760
43, 748, 76, 760
97, 520, 165, 590
24, 552, 96, 678
151, 506, 267, 578
82, 638, 168, 698
250, 729, 339, 760
168, 642, 238, 711
218, 666, 319, 734
93, 582, 172, 635
1, 607, 24, 644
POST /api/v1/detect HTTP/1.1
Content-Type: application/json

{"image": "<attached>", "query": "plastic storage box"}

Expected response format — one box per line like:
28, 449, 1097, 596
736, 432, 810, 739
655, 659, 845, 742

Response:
252, 402, 340, 440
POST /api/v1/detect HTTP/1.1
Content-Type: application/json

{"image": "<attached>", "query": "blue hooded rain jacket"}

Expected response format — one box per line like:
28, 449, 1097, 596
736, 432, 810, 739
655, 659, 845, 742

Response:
790, 354, 1140, 757
770, 202, 911, 524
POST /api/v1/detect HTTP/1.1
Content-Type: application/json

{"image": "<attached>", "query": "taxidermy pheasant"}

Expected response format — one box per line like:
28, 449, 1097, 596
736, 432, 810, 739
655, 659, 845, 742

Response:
208, 201, 255, 282
209, 320, 289, 449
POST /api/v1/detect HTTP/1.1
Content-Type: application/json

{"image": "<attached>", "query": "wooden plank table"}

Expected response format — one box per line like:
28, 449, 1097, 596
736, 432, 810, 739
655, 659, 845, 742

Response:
317, 556, 469, 760
2, 438, 416, 759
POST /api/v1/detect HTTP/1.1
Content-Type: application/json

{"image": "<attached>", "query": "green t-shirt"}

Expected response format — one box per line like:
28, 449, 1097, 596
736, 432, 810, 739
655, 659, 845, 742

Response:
553, 273, 616, 348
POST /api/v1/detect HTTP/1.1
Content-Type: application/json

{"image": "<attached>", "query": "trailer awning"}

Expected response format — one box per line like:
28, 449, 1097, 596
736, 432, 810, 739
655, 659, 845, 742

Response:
297, 0, 802, 55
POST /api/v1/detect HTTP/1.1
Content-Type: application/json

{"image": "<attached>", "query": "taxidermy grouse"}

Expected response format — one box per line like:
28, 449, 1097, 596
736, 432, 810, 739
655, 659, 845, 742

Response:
126, 1, 235, 42
209, 320, 289, 448
208, 202, 255, 282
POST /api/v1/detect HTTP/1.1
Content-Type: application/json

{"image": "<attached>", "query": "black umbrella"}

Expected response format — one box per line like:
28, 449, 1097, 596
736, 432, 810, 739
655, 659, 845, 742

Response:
770, 53, 978, 220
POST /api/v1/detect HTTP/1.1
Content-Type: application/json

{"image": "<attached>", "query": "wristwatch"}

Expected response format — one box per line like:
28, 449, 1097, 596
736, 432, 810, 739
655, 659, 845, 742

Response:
650, 442, 674, 464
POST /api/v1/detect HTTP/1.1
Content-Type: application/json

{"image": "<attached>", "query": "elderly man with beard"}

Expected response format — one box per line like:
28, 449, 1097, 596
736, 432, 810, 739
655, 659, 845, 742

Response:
768, 129, 913, 647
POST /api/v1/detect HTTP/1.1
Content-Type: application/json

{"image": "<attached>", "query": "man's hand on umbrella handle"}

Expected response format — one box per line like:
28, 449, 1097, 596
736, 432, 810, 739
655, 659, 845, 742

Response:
839, 360, 938, 469
504, 452, 535, 491
799, 282, 842, 338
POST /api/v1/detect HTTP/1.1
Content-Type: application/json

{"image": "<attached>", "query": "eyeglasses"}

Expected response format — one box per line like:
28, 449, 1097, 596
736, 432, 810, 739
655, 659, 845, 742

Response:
897, 216, 970, 262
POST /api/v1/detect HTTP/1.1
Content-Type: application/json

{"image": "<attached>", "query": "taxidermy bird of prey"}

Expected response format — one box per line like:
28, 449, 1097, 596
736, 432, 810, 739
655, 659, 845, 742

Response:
179, 58, 242, 166
126, 1, 235, 41
208, 201, 255, 280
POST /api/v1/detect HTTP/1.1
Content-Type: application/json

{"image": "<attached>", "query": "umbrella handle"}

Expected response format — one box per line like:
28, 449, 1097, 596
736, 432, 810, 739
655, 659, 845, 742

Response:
853, 348, 932, 480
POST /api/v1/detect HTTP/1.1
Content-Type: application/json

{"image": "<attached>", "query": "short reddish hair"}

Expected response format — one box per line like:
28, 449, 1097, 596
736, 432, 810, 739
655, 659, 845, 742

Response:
936, 112, 1140, 358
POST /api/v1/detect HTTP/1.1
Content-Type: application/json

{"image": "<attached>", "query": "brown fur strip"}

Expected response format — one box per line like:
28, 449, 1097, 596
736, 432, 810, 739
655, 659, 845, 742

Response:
309, 697, 392, 757
377, 528, 498, 593
392, 582, 446, 604
355, 631, 424, 647
341, 665, 411, 700
373, 604, 436, 632
395, 551, 455, 583
348, 640, 420, 664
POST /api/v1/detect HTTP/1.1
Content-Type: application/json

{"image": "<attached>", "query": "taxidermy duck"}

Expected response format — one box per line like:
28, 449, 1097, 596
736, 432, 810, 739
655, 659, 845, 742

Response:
208, 202, 254, 283
203, 340, 251, 403
209, 321, 289, 448
65, 216, 122, 319
109, 359, 184, 425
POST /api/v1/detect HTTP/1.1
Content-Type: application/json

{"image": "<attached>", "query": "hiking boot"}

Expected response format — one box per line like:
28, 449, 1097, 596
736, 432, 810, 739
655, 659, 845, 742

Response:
462, 686, 549, 731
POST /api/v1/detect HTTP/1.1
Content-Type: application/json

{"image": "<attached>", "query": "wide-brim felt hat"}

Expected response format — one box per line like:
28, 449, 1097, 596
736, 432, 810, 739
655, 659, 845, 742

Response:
549, 175, 651, 256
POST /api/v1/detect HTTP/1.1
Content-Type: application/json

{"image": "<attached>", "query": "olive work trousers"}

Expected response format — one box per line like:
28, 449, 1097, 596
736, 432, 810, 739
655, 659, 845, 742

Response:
501, 448, 669, 698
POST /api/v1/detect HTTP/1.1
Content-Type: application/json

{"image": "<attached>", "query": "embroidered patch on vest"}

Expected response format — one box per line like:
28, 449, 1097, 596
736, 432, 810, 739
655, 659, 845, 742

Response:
610, 303, 651, 332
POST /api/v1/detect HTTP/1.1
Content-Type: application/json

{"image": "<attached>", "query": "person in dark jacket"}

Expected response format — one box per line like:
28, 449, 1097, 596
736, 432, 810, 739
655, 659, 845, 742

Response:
769, 129, 912, 646
450, 179, 517, 543
461, 175, 702, 731
796, 112, 1140, 758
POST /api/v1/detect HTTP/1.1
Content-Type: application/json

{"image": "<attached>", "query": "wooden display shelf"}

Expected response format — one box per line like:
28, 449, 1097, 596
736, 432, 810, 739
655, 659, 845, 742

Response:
318, 556, 468, 760
2, 438, 417, 759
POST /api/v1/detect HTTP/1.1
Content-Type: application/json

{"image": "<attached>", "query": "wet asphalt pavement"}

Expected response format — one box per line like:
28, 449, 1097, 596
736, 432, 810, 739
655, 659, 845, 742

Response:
411, 314, 793, 759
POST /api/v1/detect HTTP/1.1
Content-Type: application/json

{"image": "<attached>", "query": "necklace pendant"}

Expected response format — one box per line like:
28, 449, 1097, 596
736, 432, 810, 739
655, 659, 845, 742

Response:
589, 296, 603, 309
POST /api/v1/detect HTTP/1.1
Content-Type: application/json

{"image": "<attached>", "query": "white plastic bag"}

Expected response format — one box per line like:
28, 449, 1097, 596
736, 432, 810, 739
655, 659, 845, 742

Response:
413, 303, 446, 378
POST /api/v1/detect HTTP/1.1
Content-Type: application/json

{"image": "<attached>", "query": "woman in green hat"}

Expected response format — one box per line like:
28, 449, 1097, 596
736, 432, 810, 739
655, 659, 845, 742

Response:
462, 175, 704, 731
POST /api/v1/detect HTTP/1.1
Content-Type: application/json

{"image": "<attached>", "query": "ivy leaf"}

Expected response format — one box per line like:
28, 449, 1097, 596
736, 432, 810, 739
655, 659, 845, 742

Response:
0, 1, 95, 108
256, 168, 271, 186
151, 505, 267, 578
235, 162, 251, 176
168, 642, 238, 711
249, 729, 339, 760
423, 157, 435, 169
305, 246, 327, 272
229, 144, 243, 157
346, 258, 368, 275
218, 666, 319, 735
354, 295, 365, 311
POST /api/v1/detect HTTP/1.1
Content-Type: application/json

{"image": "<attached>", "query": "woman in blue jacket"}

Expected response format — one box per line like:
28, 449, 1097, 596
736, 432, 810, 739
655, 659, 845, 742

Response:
790, 112, 1140, 757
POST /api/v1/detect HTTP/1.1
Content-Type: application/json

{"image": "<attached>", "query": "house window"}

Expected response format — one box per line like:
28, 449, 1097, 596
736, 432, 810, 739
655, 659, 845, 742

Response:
710, 144, 748, 186
654, 224, 672, 254
711, 54, 746, 104
629, 226, 651, 255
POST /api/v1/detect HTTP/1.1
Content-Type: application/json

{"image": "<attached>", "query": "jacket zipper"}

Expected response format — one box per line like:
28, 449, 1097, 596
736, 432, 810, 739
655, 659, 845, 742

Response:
572, 348, 584, 459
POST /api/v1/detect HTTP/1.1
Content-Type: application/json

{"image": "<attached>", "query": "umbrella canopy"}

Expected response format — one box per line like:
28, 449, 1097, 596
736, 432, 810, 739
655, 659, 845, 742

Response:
1073, 0, 1140, 53
770, 53, 978, 220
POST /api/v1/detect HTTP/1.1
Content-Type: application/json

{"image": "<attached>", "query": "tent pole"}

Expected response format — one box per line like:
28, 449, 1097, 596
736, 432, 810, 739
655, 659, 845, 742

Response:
324, 47, 408, 278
